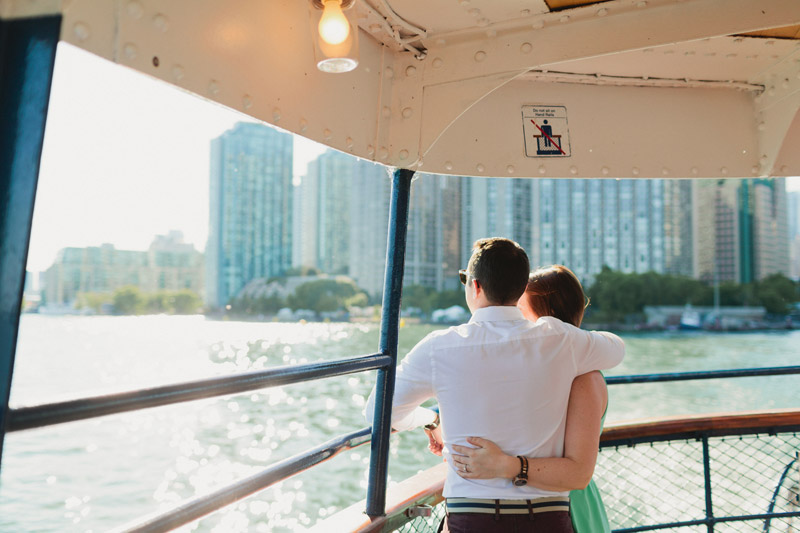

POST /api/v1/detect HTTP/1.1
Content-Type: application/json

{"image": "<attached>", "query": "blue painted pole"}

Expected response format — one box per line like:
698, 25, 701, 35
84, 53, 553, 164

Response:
366, 168, 414, 516
0, 15, 61, 469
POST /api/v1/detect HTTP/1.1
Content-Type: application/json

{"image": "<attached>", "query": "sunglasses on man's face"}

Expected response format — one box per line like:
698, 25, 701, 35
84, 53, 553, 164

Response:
459, 269, 468, 285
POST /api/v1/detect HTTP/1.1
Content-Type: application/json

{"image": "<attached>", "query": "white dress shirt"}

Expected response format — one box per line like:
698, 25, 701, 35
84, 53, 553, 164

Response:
366, 305, 625, 500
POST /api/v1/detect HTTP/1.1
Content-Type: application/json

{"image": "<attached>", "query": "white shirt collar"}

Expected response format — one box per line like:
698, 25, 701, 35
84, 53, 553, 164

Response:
468, 305, 525, 323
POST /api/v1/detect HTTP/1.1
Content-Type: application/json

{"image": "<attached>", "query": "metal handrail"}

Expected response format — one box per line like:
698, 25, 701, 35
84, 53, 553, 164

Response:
7, 353, 391, 432
605, 365, 800, 385
120, 427, 373, 533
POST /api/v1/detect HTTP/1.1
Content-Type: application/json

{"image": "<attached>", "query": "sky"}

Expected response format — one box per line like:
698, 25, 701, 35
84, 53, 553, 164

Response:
27, 43, 327, 273
26, 43, 800, 274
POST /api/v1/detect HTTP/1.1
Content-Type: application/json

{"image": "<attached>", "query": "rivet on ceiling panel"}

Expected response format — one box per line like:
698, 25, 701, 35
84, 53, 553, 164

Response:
379, 147, 388, 159
73, 22, 90, 41
242, 95, 252, 110
474, 51, 486, 62
662, 168, 669, 176
171, 65, 185, 80
445, 161, 453, 171
127, 1, 143, 19
570, 166, 578, 175
384, 67, 394, 78
346, 137, 354, 148
399, 150, 409, 160
208, 80, 220, 96
601, 166, 609, 175
367, 145, 375, 155
123, 43, 138, 60
691, 167, 698, 175
300, 119, 308, 132
751, 166, 760, 175
632, 167, 640, 176
476, 163, 485, 173
521, 43, 532, 54
596, 8, 608, 17
432, 58, 443, 68
532, 20, 544, 30
507, 165, 515, 174
323, 129, 332, 139
405, 65, 417, 76
273, 109, 281, 122
402, 107, 413, 119
153, 14, 168, 32
538, 165, 546, 175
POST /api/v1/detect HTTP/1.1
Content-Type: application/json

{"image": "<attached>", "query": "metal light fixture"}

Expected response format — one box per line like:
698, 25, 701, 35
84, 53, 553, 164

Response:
309, 0, 359, 73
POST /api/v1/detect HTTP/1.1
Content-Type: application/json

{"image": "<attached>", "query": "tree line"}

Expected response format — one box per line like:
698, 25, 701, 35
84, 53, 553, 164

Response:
227, 269, 799, 322
76, 286, 202, 315
586, 267, 799, 323
229, 278, 368, 316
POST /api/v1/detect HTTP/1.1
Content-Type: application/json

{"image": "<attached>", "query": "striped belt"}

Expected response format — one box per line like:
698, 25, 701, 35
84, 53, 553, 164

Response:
446, 497, 570, 515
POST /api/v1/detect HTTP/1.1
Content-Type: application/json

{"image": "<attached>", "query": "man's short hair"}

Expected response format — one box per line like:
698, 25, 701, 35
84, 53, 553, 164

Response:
467, 238, 530, 305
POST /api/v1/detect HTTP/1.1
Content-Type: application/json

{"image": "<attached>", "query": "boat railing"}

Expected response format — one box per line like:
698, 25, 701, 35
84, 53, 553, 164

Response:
1, 146, 417, 531
314, 369, 800, 533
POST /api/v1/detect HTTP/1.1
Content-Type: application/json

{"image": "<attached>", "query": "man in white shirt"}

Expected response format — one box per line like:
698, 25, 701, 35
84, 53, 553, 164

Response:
366, 238, 624, 532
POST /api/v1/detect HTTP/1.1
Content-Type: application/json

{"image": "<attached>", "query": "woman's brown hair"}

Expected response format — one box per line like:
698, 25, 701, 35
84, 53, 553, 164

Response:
523, 265, 589, 327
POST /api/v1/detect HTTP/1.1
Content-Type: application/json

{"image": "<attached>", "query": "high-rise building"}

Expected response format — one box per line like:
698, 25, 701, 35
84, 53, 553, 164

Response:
693, 178, 789, 283
663, 180, 694, 276
789, 190, 800, 280
295, 151, 353, 275
206, 123, 293, 308
348, 160, 391, 296
461, 177, 533, 269
405, 174, 461, 291
531, 178, 665, 284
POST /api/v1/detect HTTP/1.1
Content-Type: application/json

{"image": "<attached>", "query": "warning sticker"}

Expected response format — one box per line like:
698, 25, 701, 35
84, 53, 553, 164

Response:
522, 105, 571, 158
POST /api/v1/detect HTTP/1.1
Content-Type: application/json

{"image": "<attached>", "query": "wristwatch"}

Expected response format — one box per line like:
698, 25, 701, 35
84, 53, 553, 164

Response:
424, 412, 440, 431
513, 455, 529, 486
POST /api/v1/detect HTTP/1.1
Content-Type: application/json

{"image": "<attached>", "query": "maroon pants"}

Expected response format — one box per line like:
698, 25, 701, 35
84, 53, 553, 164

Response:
442, 511, 574, 533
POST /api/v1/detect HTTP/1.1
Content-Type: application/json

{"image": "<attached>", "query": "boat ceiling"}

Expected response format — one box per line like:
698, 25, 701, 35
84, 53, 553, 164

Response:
2, 0, 800, 179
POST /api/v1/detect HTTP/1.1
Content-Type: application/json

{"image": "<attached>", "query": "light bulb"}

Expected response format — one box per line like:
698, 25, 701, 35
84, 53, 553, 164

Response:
318, 0, 350, 46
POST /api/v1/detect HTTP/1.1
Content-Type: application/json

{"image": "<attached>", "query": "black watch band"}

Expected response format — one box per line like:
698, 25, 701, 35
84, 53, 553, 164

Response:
513, 455, 529, 486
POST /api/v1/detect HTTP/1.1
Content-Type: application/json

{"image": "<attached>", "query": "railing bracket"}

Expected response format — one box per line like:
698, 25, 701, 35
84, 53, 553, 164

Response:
405, 504, 433, 518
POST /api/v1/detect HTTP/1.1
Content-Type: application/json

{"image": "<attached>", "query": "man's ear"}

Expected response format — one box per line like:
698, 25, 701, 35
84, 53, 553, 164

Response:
472, 279, 481, 297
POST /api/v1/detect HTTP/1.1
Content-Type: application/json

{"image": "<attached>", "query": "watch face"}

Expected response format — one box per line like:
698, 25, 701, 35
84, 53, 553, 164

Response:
513, 478, 527, 487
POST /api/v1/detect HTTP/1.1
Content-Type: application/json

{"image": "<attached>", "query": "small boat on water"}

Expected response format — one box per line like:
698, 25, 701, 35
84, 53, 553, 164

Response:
679, 307, 703, 330
2, 1, 799, 531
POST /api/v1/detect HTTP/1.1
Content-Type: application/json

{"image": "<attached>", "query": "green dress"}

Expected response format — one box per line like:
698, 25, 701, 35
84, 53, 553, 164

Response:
568, 380, 611, 533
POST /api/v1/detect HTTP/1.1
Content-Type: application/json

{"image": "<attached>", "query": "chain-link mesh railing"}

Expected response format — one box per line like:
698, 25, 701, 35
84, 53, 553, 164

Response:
385, 428, 800, 532
596, 432, 800, 532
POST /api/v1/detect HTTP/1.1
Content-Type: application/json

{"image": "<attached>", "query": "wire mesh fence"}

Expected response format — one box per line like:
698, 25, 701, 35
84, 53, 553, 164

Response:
389, 430, 800, 532
596, 432, 800, 532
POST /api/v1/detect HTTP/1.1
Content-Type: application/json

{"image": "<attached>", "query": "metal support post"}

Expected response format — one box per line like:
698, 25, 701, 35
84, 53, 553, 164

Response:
0, 15, 61, 468
366, 167, 414, 516
702, 435, 715, 532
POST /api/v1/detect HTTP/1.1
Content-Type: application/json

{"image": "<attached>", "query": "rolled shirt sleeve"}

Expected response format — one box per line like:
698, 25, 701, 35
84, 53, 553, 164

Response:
364, 335, 438, 432
570, 327, 625, 375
